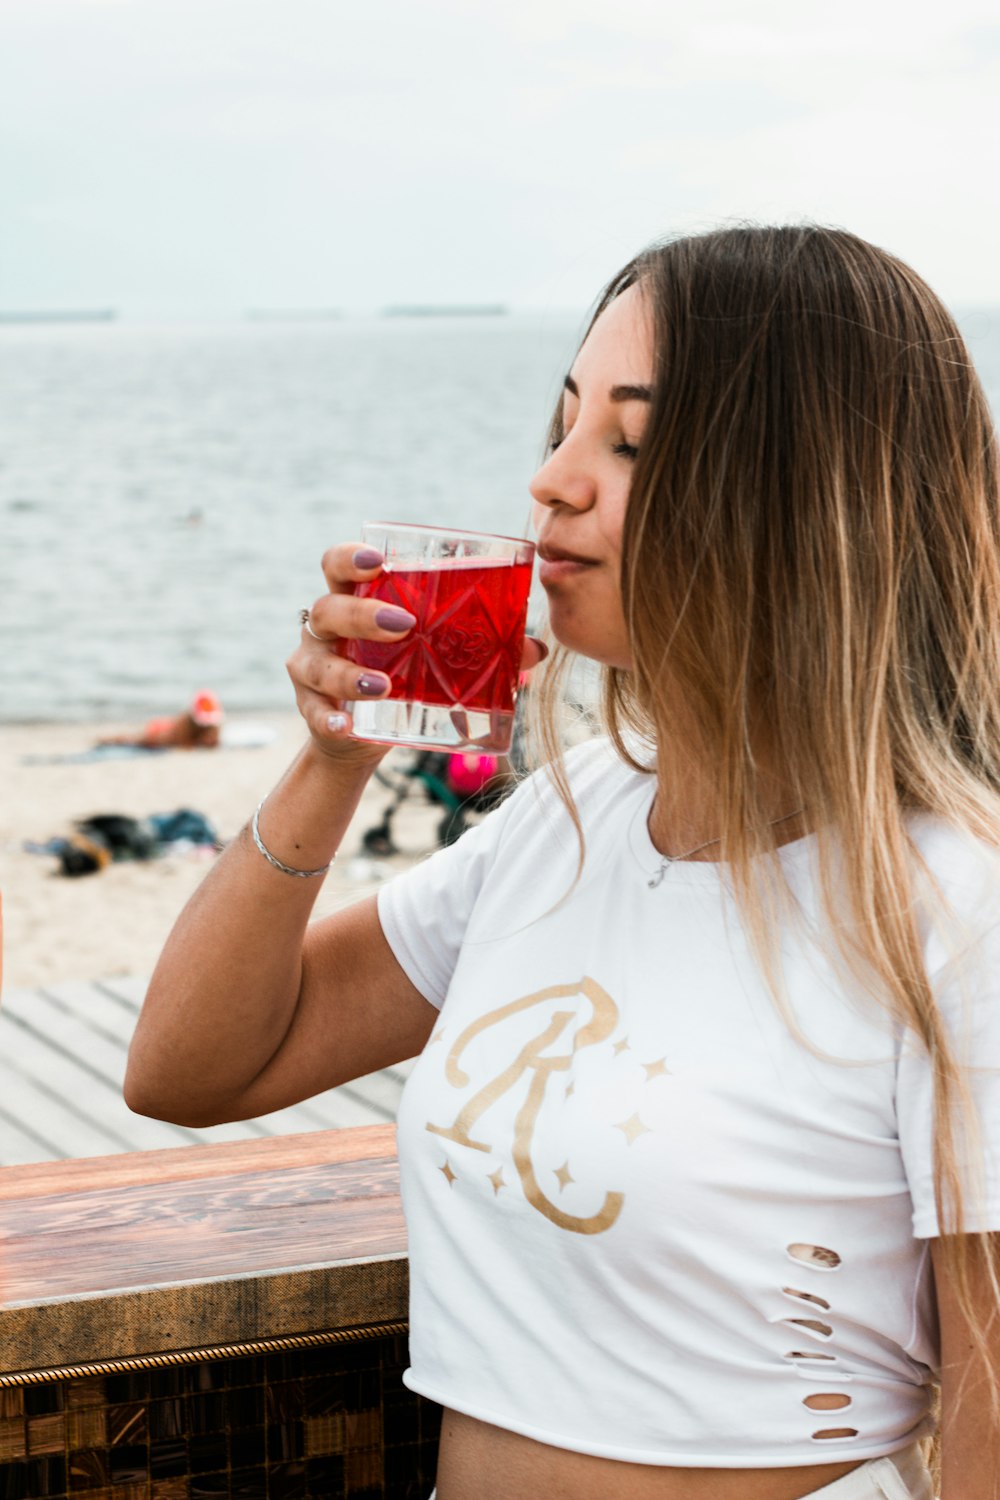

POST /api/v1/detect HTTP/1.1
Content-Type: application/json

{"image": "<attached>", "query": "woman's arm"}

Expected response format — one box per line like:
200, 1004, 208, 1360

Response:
932, 1234, 1000, 1498
124, 742, 438, 1126
125, 540, 545, 1128
125, 542, 438, 1126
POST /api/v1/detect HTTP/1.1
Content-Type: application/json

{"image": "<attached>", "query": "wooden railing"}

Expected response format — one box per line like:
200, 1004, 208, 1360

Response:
0, 1126, 440, 1498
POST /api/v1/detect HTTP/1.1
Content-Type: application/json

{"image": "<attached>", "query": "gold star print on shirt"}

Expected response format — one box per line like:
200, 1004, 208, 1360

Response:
426, 976, 656, 1236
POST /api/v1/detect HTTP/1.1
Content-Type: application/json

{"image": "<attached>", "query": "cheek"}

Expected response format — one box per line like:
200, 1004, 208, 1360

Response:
599, 499, 628, 556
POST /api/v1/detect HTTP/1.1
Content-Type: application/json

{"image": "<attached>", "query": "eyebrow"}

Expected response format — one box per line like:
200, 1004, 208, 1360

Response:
563, 374, 652, 402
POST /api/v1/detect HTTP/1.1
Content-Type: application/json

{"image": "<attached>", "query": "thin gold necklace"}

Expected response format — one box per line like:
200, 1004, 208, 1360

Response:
648, 808, 806, 889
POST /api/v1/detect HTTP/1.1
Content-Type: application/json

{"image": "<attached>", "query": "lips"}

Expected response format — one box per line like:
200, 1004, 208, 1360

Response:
536, 542, 596, 567
537, 544, 597, 586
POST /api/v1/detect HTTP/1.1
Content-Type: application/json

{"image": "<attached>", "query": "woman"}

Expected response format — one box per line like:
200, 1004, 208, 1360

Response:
98, 690, 225, 749
126, 226, 1000, 1498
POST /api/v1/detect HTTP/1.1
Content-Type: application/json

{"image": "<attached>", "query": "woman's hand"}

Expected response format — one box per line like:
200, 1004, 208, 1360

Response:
289, 542, 408, 766
290, 541, 548, 759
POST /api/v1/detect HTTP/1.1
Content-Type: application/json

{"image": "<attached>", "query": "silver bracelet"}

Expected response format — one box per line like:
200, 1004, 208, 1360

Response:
251, 798, 335, 878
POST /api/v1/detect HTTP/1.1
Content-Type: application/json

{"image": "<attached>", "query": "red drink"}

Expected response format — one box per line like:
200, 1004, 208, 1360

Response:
347, 557, 533, 712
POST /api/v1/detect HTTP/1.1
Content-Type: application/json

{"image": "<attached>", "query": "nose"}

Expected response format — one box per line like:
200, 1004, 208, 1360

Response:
528, 436, 597, 513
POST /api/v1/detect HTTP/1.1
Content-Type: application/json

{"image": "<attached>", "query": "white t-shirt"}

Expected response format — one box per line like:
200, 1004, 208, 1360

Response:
377, 738, 1000, 1467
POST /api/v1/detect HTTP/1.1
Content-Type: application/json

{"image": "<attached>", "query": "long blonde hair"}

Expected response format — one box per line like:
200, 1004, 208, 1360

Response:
536, 224, 1000, 1438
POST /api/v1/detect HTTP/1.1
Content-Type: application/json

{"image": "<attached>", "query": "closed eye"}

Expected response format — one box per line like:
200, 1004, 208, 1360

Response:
613, 442, 639, 460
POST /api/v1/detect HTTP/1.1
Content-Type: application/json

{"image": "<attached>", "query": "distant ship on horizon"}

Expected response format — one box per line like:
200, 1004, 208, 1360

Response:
245, 308, 342, 321
0, 309, 116, 325
382, 303, 507, 318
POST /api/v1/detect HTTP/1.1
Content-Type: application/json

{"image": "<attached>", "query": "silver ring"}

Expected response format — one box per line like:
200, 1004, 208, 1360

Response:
299, 607, 324, 642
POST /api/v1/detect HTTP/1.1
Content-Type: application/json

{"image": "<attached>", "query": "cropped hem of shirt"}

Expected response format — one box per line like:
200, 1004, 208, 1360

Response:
401, 1372, 936, 1469
912, 1201, 1000, 1238
379, 737, 1000, 1465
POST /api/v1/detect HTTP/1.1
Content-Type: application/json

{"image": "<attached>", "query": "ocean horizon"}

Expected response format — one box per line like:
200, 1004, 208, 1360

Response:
3, 311, 584, 725
4, 306, 1000, 725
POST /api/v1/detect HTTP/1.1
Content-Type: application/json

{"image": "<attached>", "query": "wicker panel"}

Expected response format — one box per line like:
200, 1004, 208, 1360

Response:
0, 1331, 440, 1498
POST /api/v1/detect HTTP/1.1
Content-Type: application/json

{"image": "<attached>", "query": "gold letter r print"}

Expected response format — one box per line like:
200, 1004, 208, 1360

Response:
427, 977, 625, 1235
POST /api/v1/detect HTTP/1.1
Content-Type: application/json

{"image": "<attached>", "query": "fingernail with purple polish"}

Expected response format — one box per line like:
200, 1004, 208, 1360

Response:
353, 547, 383, 570
357, 673, 388, 697
375, 605, 416, 632
326, 712, 348, 733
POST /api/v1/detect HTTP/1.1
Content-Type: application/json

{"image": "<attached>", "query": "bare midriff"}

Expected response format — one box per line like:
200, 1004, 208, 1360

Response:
434, 1410, 865, 1500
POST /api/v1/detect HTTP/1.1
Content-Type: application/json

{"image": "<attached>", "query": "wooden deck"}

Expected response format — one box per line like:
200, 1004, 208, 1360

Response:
0, 975, 412, 1166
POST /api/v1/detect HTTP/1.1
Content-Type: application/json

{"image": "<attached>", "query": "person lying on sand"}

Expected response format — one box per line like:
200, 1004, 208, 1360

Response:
98, 691, 224, 750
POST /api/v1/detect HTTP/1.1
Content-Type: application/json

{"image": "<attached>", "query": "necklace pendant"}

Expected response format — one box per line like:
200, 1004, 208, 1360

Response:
648, 858, 672, 889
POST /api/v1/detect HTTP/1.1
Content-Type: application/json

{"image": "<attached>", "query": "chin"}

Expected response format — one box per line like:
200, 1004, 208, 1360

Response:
544, 599, 632, 669
549, 625, 632, 671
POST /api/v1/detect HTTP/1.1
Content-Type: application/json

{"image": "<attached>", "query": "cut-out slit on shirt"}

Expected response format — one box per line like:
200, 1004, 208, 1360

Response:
812, 1428, 859, 1441
784, 1351, 837, 1362
787, 1242, 842, 1271
784, 1317, 833, 1338
803, 1393, 852, 1411
783, 1286, 831, 1309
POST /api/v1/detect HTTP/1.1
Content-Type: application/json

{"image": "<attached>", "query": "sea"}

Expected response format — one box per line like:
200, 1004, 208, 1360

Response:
3, 307, 1000, 725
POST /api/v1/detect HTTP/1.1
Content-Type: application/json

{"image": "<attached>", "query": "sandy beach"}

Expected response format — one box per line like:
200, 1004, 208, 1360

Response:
0, 713, 443, 990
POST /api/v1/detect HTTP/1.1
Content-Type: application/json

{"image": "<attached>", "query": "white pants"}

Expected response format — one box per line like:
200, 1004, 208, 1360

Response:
428, 1443, 934, 1500
801, 1442, 933, 1498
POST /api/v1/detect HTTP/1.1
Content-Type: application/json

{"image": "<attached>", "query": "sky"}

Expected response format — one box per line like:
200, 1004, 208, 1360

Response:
2, 0, 999, 317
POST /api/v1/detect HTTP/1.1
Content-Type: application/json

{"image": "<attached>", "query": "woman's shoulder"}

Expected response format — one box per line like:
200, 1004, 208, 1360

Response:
907, 812, 1000, 903
479, 736, 650, 860
905, 813, 1000, 977
510, 735, 649, 812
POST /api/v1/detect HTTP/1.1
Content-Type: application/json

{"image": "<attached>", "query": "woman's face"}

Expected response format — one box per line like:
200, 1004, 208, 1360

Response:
530, 282, 653, 670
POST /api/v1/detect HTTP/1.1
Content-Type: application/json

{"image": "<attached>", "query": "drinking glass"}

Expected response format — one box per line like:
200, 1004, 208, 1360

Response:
345, 521, 535, 752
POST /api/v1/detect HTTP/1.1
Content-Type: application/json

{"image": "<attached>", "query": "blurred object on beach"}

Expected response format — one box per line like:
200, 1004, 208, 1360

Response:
21, 717, 278, 765
97, 690, 224, 750
25, 808, 220, 877
359, 748, 514, 858
0, 714, 454, 989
